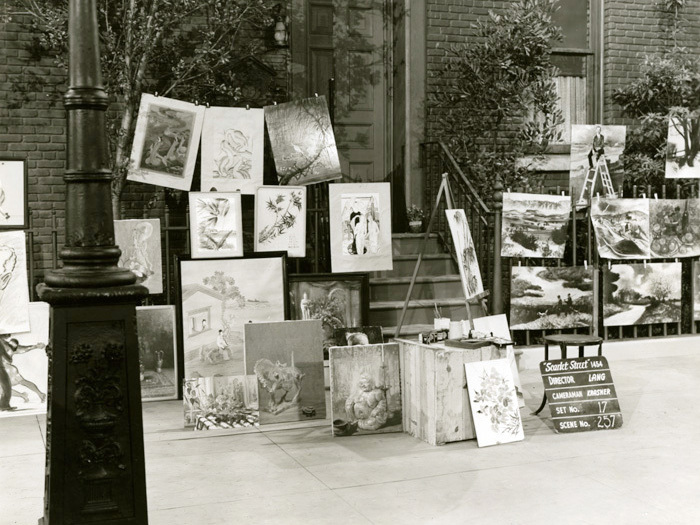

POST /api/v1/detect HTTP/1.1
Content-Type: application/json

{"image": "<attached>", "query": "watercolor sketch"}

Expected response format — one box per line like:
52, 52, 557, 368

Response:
591, 198, 650, 259
501, 193, 570, 258
650, 198, 700, 258
265, 96, 341, 185
465, 359, 523, 447
127, 93, 205, 191
180, 255, 286, 379
183, 375, 259, 430
254, 186, 307, 258
136, 305, 178, 401
603, 263, 682, 326
446, 209, 484, 300
188, 192, 243, 259
0, 302, 49, 418
570, 125, 626, 203
694, 261, 700, 322
0, 159, 27, 229
666, 115, 700, 179
333, 326, 383, 347
329, 343, 402, 437
330, 183, 393, 273
288, 273, 368, 355
0, 230, 30, 334
201, 106, 264, 194
244, 320, 325, 424
510, 266, 594, 330
114, 219, 163, 294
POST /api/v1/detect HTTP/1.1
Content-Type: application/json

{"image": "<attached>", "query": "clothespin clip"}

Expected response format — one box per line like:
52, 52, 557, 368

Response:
206, 102, 210, 108
518, 260, 522, 267
314, 92, 319, 98
654, 193, 658, 200
608, 260, 611, 270
154, 91, 159, 97
507, 188, 511, 193
675, 258, 679, 263
273, 101, 278, 106
246, 104, 250, 111
561, 191, 565, 197
584, 260, 588, 270
596, 192, 600, 200
643, 260, 647, 268
195, 100, 199, 106
642, 193, 646, 199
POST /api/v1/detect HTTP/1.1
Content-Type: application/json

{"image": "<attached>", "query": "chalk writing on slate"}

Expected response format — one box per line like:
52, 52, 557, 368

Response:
539, 356, 622, 433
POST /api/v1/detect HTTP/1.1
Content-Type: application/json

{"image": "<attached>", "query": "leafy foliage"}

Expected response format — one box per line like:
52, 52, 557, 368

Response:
257, 191, 303, 245
203, 271, 245, 308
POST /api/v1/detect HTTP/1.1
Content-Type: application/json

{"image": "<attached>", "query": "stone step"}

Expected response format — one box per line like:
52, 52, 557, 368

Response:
368, 298, 469, 327
369, 275, 464, 302
371, 254, 457, 279
391, 233, 443, 255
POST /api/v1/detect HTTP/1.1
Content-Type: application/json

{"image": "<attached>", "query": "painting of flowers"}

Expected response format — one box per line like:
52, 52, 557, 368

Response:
189, 192, 243, 259
254, 186, 307, 258
183, 375, 259, 430
649, 198, 700, 258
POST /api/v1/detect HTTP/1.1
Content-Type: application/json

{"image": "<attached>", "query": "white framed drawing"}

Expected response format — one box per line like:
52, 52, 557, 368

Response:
445, 209, 484, 300
188, 192, 243, 259
136, 305, 178, 401
329, 182, 392, 273
201, 106, 264, 194
254, 185, 307, 258
114, 219, 163, 294
0, 158, 28, 229
0, 230, 30, 334
126, 93, 205, 191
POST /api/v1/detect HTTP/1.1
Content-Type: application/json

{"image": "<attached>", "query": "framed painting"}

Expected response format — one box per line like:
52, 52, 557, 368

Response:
0, 230, 30, 334
136, 305, 178, 401
570, 125, 626, 203
0, 158, 28, 230
445, 209, 484, 300
200, 106, 264, 194
649, 198, 700, 258
329, 182, 393, 273
254, 185, 307, 258
288, 272, 369, 355
178, 253, 288, 381
264, 96, 342, 185
188, 192, 243, 259
127, 93, 205, 191
591, 198, 650, 259
0, 301, 49, 418
183, 375, 259, 430
666, 116, 700, 179
114, 219, 163, 294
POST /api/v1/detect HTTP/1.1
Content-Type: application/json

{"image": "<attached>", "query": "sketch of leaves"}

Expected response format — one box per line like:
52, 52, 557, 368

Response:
258, 192, 300, 245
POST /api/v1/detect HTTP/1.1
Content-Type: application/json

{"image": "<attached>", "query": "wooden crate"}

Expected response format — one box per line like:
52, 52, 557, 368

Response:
397, 338, 506, 446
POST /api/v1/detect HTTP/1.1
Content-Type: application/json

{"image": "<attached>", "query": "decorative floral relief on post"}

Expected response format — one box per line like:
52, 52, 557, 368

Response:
79, 439, 124, 479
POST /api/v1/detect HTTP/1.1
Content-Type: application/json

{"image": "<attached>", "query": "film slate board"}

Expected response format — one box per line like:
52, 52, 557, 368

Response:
540, 356, 622, 433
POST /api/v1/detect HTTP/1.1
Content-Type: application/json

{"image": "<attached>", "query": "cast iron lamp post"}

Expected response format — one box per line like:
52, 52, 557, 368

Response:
36, 0, 149, 523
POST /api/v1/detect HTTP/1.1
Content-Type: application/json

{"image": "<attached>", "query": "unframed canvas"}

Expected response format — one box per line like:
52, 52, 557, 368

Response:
665, 116, 700, 179
136, 305, 178, 401
445, 209, 484, 300
649, 198, 700, 258
0, 158, 28, 229
183, 375, 259, 430
200, 106, 264, 194
127, 93, 205, 191
114, 219, 164, 294
189, 192, 243, 259
254, 185, 307, 258
0, 230, 30, 334
590, 198, 650, 259
569, 124, 626, 203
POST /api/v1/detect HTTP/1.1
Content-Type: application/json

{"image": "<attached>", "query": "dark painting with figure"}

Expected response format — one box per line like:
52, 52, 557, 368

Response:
570, 125, 626, 203
136, 305, 178, 401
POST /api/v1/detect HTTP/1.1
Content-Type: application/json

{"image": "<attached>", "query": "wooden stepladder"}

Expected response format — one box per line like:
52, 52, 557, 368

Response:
577, 154, 616, 205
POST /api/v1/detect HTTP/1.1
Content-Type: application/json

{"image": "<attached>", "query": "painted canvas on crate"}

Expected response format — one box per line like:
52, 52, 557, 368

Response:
603, 263, 682, 326
114, 219, 163, 294
329, 343, 402, 436
509, 266, 594, 330
0, 230, 30, 334
200, 106, 264, 194
590, 198, 650, 259
183, 375, 259, 430
136, 306, 178, 401
649, 198, 700, 258
446, 209, 484, 300
180, 256, 286, 379
0, 302, 49, 417
569, 125, 626, 203
500, 193, 570, 258
264, 96, 342, 185
127, 94, 205, 191
254, 186, 307, 258
665, 116, 700, 179
464, 358, 523, 447
244, 320, 325, 424
188, 192, 243, 259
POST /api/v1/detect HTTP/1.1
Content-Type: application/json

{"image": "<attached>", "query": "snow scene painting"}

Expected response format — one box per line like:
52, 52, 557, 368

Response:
570, 125, 626, 203
446, 209, 484, 300
649, 198, 700, 258
510, 266, 594, 330
189, 192, 243, 259
254, 186, 307, 258
501, 192, 570, 258
0, 230, 30, 334
666, 115, 700, 179
591, 198, 650, 259
603, 263, 682, 327
114, 219, 163, 294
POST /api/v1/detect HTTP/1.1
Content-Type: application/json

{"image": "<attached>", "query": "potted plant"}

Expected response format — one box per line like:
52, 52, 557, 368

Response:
406, 205, 426, 233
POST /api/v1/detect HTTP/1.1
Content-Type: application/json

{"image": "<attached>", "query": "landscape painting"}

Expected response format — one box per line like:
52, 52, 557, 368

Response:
510, 266, 594, 330
570, 125, 626, 203
200, 106, 264, 194
591, 198, 650, 259
0, 158, 28, 229
189, 192, 243, 259
603, 262, 682, 326
179, 255, 287, 379
501, 193, 570, 258
0, 230, 30, 334
254, 186, 307, 258
127, 93, 205, 191
244, 320, 325, 424
649, 198, 700, 258
264, 96, 342, 185
465, 359, 523, 447
666, 115, 700, 178
114, 219, 163, 294
0, 301, 49, 418
330, 183, 393, 273
446, 209, 484, 300
329, 343, 402, 437
183, 375, 259, 430
136, 305, 178, 401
